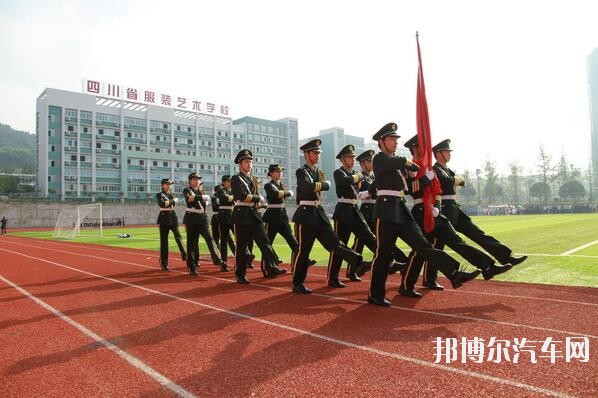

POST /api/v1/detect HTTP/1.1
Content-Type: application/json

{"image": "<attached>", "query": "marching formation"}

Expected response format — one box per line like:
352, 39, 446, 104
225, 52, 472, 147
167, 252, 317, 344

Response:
156, 122, 527, 306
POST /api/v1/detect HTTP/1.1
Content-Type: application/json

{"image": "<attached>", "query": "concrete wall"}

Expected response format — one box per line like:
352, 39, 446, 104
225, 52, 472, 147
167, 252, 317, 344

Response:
0, 201, 302, 229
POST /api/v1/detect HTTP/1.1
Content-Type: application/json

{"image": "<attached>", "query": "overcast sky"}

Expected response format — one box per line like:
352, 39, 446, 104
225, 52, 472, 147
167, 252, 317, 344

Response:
1, 0, 597, 175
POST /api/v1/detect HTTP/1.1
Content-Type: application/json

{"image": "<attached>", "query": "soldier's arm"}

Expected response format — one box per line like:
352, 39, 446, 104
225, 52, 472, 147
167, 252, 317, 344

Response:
182, 188, 196, 207
376, 156, 420, 174
265, 182, 280, 201
156, 193, 169, 208
334, 169, 363, 187
232, 176, 260, 203
296, 168, 325, 194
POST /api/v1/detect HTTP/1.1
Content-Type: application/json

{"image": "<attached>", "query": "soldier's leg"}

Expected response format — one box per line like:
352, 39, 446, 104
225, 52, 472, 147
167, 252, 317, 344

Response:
292, 224, 317, 290
185, 224, 200, 274
219, 223, 231, 262
317, 221, 362, 271
437, 217, 511, 280
234, 224, 250, 280
399, 230, 434, 295
422, 238, 444, 288
159, 224, 170, 270
170, 224, 186, 260
253, 222, 285, 277
279, 221, 299, 266
211, 216, 221, 247
265, 222, 282, 264
199, 221, 223, 265
454, 213, 513, 264
369, 219, 399, 301
327, 220, 351, 284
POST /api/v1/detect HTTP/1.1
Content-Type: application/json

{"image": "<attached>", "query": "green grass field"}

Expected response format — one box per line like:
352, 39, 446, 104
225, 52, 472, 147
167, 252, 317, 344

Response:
10, 213, 598, 288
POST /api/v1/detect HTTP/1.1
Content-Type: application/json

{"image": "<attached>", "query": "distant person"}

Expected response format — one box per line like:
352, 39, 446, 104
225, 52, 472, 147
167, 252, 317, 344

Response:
1, 216, 6, 234
156, 178, 186, 271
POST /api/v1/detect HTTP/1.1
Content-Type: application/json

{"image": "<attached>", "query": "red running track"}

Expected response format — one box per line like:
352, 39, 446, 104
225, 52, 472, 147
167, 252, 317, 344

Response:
0, 235, 596, 397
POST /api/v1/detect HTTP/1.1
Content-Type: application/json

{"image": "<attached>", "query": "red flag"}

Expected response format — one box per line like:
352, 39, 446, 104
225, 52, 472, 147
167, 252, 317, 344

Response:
415, 32, 435, 233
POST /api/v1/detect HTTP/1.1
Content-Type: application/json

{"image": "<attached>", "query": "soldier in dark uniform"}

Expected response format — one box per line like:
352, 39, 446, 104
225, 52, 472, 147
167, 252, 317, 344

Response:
400, 135, 510, 296
368, 123, 479, 306
213, 177, 236, 260
327, 145, 406, 288
182, 172, 228, 275
155, 178, 186, 271
292, 139, 370, 294
231, 149, 287, 284
426, 139, 527, 287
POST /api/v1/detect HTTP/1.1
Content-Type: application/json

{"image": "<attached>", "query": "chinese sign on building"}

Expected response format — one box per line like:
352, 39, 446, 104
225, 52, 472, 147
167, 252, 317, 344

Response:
83, 79, 230, 118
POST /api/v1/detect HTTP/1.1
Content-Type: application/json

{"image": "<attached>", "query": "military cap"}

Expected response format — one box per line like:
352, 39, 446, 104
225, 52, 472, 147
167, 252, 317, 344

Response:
234, 149, 253, 164
433, 139, 453, 152
221, 174, 231, 182
403, 134, 419, 149
267, 164, 284, 175
336, 144, 357, 159
160, 178, 173, 185
299, 138, 323, 153
188, 171, 202, 180
356, 149, 375, 162
372, 122, 399, 140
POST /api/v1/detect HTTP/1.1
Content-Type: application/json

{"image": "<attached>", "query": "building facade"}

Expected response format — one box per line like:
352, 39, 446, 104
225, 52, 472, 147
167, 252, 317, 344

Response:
36, 87, 298, 200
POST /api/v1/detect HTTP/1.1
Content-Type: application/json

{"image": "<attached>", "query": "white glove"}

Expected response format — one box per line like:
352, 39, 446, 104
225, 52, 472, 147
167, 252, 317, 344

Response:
425, 170, 435, 180
357, 191, 370, 200
409, 171, 417, 177
202, 195, 210, 202
287, 190, 294, 197
259, 195, 266, 204
173, 197, 179, 203
432, 207, 440, 217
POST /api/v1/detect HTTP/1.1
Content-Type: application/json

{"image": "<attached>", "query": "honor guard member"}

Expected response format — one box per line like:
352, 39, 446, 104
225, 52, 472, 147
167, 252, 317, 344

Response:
213, 177, 236, 261
401, 135, 508, 296
429, 139, 526, 286
352, 150, 377, 258
368, 123, 478, 306
292, 139, 369, 294
183, 172, 228, 275
156, 178, 186, 271
211, 184, 223, 247
231, 149, 287, 284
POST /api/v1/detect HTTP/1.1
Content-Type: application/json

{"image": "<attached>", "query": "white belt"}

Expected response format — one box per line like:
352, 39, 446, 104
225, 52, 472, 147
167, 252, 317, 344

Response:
186, 208, 205, 214
413, 198, 423, 205
360, 199, 376, 204
234, 201, 255, 207
160, 208, 174, 212
299, 200, 320, 206
442, 194, 457, 200
337, 198, 357, 205
267, 204, 285, 208
219, 206, 234, 210
377, 190, 405, 197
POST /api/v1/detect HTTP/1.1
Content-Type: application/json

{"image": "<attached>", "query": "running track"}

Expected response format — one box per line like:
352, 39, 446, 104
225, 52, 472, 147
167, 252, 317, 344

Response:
0, 235, 596, 397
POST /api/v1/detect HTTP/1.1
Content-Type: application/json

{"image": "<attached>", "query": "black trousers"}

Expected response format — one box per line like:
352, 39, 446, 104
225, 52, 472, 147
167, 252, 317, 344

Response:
292, 221, 361, 286
233, 222, 278, 278
351, 217, 408, 271
265, 222, 299, 266
453, 211, 513, 264
218, 222, 237, 261
159, 224, 185, 265
369, 218, 459, 299
421, 216, 496, 286
328, 218, 377, 281
185, 221, 221, 268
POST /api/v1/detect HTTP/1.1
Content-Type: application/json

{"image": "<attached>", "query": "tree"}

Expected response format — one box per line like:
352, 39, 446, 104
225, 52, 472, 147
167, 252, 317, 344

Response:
559, 180, 586, 201
0, 175, 20, 193
536, 145, 553, 204
530, 181, 550, 202
507, 161, 522, 204
459, 169, 477, 204
483, 160, 502, 204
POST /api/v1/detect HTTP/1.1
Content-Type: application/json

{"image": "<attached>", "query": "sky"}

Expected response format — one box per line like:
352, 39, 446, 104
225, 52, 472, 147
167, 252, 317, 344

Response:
1, 0, 597, 176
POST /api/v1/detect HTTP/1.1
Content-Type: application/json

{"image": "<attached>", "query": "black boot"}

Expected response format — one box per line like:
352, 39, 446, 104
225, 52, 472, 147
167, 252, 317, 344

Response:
482, 264, 513, 280
449, 269, 481, 289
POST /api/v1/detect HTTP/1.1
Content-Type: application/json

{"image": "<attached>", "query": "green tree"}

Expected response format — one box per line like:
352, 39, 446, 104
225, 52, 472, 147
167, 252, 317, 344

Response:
530, 181, 550, 202
536, 145, 553, 204
507, 161, 522, 204
559, 180, 586, 201
459, 169, 477, 204
483, 160, 502, 204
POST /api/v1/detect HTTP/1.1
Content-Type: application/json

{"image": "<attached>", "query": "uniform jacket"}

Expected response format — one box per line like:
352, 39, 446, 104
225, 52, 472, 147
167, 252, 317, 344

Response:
292, 164, 331, 227
371, 151, 417, 224
406, 159, 443, 227
359, 171, 375, 223
433, 162, 468, 224
156, 190, 180, 226
215, 187, 235, 225
262, 179, 291, 224
182, 186, 209, 225
332, 167, 366, 226
231, 172, 264, 226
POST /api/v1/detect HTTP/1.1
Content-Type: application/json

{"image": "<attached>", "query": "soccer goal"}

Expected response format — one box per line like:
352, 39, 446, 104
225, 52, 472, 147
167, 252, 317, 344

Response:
52, 203, 103, 239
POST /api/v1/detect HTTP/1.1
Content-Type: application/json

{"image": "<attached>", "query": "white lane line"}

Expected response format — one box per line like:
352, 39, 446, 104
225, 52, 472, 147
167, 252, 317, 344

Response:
1, 242, 596, 339
560, 240, 598, 256
0, 248, 577, 398
0, 273, 197, 398
4, 237, 598, 308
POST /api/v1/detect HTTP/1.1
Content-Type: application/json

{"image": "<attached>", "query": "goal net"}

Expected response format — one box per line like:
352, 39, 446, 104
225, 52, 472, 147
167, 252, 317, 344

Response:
52, 203, 103, 239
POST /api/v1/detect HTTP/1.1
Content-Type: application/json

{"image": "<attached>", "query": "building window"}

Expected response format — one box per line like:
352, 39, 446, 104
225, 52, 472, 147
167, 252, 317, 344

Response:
115, 131, 120, 137
98, 129, 104, 134
163, 123, 168, 129
155, 148, 160, 153
111, 144, 117, 149
140, 160, 144, 166
188, 163, 193, 168
127, 159, 131, 165
71, 155, 77, 161
163, 161, 168, 167
153, 161, 158, 166
187, 127, 192, 132
188, 139, 193, 145
67, 125, 74, 132
83, 127, 88, 133
80, 155, 86, 161
51, 145, 55, 152
50, 160, 55, 167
